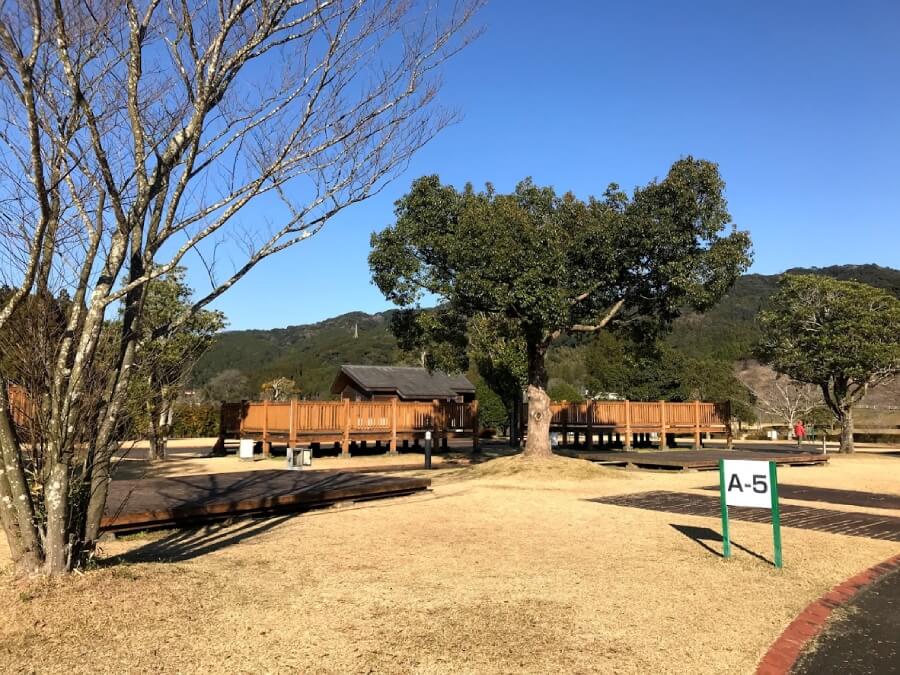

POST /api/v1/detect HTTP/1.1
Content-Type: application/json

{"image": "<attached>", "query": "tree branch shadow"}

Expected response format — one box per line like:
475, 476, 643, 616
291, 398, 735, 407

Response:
106, 514, 296, 565
670, 523, 774, 566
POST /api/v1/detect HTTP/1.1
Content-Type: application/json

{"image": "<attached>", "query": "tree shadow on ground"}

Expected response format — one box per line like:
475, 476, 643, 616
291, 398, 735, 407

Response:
107, 515, 296, 564
670, 523, 774, 566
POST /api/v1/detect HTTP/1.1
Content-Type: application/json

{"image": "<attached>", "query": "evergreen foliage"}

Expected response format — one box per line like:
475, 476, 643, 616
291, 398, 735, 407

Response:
756, 274, 900, 452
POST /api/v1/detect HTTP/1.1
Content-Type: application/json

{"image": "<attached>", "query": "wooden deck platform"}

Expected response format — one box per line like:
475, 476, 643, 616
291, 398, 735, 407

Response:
700, 484, 900, 510
560, 448, 829, 470
102, 470, 430, 532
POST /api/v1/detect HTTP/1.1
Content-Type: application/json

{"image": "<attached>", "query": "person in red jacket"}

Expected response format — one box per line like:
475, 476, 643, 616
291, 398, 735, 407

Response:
793, 419, 806, 447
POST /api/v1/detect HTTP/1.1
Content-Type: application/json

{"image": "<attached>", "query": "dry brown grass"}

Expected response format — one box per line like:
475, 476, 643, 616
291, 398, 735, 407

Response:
0, 454, 897, 674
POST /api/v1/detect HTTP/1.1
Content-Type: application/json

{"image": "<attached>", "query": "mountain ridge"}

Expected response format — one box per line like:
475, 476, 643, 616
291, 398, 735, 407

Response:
193, 263, 900, 398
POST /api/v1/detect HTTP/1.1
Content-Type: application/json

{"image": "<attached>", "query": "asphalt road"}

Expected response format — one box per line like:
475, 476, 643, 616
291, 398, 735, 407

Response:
792, 566, 900, 674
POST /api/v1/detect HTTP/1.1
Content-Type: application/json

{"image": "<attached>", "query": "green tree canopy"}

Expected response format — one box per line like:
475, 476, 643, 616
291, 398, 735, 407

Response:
128, 270, 225, 460
370, 158, 752, 456
756, 274, 900, 452
547, 381, 584, 402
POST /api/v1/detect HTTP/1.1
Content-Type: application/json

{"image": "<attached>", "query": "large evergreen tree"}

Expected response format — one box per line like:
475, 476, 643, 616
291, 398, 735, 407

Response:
370, 158, 752, 457
756, 275, 900, 452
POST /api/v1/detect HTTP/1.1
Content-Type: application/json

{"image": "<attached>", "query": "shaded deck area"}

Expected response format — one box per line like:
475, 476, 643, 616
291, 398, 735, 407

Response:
560, 448, 828, 470
102, 470, 430, 533
701, 484, 900, 510
590, 491, 900, 542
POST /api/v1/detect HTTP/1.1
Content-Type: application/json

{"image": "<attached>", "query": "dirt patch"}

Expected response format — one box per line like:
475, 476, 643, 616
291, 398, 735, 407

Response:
461, 453, 627, 481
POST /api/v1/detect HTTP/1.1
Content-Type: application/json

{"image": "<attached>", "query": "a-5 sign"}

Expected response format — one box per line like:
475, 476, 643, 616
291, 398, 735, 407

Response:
718, 459, 783, 568
722, 459, 772, 508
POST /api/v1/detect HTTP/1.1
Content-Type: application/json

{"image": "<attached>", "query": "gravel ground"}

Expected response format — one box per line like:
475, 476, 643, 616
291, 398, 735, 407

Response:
0, 453, 897, 674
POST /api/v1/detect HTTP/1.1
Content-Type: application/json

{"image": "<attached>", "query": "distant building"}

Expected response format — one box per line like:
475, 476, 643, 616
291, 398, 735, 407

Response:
330, 365, 475, 403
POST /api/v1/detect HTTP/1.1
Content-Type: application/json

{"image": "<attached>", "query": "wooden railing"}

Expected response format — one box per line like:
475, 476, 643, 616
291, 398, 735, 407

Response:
542, 399, 731, 449
239, 398, 479, 456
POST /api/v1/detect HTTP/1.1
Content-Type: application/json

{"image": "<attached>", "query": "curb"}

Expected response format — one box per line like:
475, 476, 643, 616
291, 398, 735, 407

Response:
756, 553, 900, 674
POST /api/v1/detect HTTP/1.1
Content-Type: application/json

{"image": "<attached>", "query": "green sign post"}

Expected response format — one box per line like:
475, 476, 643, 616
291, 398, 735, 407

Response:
718, 459, 783, 568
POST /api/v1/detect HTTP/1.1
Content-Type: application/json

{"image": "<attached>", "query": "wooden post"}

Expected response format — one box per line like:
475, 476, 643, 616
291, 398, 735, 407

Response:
472, 400, 480, 454
262, 399, 271, 458
624, 399, 632, 451
289, 399, 297, 448
212, 402, 227, 456
725, 399, 734, 449
432, 399, 440, 452
693, 399, 701, 450
562, 402, 569, 448
341, 398, 351, 458
586, 400, 594, 450
389, 397, 398, 454
518, 397, 526, 445
659, 400, 667, 450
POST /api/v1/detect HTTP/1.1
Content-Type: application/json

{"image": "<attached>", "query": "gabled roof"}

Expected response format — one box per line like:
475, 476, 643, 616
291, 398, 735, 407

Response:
331, 365, 475, 399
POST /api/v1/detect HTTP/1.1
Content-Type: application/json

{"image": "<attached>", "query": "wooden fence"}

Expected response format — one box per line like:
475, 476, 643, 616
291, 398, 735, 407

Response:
6, 384, 35, 434
235, 397, 731, 456
543, 399, 731, 449
238, 398, 480, 457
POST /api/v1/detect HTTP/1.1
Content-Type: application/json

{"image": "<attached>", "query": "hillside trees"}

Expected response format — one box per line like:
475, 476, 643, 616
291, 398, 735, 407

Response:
203, 369, 252, 402
370, 159, 752, 457
756, 275, 900, 452
0, 0, 479, 575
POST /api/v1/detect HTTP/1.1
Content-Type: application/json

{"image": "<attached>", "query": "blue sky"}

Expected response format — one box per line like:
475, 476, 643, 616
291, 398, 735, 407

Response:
208, 0, 900, 330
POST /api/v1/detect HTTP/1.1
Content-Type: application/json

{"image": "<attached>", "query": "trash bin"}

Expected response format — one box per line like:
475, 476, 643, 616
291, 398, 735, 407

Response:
239, 438, 255, 460
287, 447, 312, 470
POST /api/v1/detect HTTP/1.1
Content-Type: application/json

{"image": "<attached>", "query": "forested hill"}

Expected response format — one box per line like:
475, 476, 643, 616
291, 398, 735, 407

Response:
191, 311, 405, 396
668, 264, 900, 362
193, 264, 900, 398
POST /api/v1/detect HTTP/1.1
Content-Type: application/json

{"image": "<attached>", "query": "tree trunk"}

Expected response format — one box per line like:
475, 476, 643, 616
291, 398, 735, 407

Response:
0, 466, 28, 570
149, 400, 173, 462
148, 435, 162, 462
839, 406, 854, 453
0, 388, 42, 573
44, 460, 70, 574
509, 398, 520, 448
522, 339, 552, 458
84, 328, 143, 545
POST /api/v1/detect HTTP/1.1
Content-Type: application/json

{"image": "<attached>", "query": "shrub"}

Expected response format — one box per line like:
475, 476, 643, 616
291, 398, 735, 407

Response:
170, 403, 221, 438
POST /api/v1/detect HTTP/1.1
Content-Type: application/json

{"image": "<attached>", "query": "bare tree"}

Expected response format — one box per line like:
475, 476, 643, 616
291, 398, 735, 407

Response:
0, 0, 480, 575
260, 376, 297, 401
741, 369, 821, 437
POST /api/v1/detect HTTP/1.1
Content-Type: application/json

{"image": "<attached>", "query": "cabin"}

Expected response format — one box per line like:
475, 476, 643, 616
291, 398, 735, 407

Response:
330, 365, 475, 403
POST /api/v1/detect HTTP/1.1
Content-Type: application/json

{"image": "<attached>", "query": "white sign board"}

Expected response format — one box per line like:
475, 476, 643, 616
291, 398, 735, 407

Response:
721, 459, 772, 509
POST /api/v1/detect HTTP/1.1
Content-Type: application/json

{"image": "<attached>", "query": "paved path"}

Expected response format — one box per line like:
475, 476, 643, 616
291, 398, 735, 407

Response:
591, 491, 900, 542
791, 564, 900, 674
